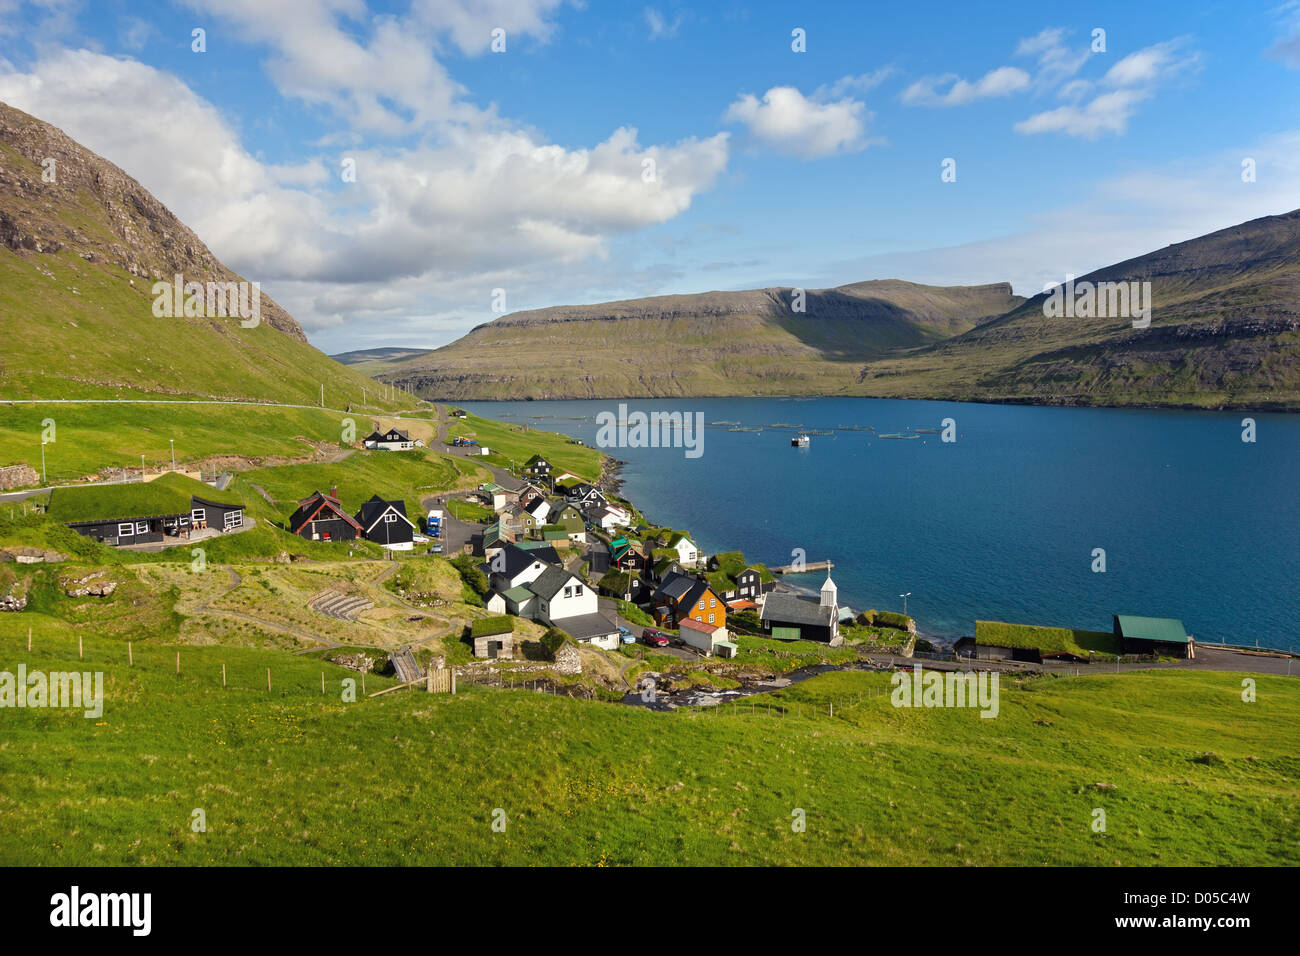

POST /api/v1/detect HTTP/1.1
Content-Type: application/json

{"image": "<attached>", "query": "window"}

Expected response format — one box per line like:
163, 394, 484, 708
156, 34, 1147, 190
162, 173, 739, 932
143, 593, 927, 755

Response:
117, 523, 134, 536
192, 508, 205, 523
709, 598, 716, 608
224, 510, 242, 530
383, 513, 397, 523
136, 521, 148, 534
574, 585, 583, 596
563, 586, 572, 598
698, 600, 704, 610
708, 613, 715, 624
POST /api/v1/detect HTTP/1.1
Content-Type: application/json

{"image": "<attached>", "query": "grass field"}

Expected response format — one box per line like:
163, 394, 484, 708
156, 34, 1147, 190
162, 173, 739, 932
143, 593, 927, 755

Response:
2, 620, 1295, 865
976, 620, 1120, 658
447, 412, 603, 482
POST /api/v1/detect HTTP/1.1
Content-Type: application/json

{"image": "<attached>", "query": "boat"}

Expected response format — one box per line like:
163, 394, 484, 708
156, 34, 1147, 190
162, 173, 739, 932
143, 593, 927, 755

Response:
914, 427, 940, 435
791, 433, 811, 447
878, 432, 920, 440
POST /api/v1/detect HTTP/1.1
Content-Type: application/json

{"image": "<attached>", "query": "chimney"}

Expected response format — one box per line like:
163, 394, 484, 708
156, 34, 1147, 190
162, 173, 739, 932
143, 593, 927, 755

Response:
329, 487, 338, 500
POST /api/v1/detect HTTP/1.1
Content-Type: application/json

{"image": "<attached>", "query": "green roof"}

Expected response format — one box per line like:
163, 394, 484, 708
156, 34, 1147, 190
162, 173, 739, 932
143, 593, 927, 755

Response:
470, 615, 515, 637
542, 529, 568, 541
515, 540, 552, 551
501, 586, 533, 603
1115, 615, 1190, 644
975, 620, 1118, 657
49, 472, 242, 524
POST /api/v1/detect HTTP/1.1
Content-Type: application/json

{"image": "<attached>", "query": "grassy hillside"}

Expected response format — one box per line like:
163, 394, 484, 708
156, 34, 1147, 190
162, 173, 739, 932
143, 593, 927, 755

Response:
377, 280, 1023, 400
0, 103, 403, 409
1, 618, 1296, 865
446, 412, 604, 481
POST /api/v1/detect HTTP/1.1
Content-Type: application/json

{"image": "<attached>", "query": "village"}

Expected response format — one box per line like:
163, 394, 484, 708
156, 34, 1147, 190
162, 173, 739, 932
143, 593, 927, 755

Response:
15, 407, 1274, 715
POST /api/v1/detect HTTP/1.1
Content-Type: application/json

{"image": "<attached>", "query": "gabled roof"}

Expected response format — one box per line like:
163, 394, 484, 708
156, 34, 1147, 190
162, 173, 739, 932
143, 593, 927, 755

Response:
1114, 615, 1190, 644
528, 563, 579, 601
680, 618, 720, 634
524, 454, 551, 468
761, 590, 834, 628
654, 570, 696, 603
356, 494, 414, 532
495, 543, 557, 579
667, 532, 695, 548
291, 490, 363, 533
523, 496, 550, 515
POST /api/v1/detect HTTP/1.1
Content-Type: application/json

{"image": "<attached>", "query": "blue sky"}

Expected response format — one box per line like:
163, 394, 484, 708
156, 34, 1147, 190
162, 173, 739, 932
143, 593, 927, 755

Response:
2, 0, 1299, 352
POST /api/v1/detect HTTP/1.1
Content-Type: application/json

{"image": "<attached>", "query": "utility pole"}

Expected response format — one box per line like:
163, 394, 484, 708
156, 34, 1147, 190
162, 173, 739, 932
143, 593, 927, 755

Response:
140, 454, 146, 483
170, 439, 176, 472
40, 441, 47, 485
320, 383, 324, 407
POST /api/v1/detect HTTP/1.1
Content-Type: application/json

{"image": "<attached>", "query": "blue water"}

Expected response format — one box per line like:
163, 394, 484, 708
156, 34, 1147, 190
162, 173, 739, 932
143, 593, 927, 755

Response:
460, 398, 1300, 651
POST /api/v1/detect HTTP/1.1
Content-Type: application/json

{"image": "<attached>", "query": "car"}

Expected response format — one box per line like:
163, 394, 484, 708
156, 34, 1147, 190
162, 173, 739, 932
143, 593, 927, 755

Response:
617, 626, 636, 644
641, 628, 670, 647
426, 543, 443, 554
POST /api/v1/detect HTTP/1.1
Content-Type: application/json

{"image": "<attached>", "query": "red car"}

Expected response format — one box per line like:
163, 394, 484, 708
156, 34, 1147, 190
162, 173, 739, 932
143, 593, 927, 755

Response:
641, 628, 671, 647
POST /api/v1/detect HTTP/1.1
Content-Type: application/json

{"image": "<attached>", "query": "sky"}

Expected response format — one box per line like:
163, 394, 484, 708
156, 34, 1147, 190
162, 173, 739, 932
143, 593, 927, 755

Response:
1, 0, 1299, 353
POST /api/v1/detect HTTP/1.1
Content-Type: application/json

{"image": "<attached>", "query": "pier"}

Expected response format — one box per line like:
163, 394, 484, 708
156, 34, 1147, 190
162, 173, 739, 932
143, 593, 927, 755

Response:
770, 560, 834, 575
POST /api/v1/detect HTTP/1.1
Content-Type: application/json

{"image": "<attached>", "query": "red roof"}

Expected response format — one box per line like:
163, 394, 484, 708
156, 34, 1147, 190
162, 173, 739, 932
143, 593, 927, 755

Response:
679, 618, 720, 634
727, 599, 757, 610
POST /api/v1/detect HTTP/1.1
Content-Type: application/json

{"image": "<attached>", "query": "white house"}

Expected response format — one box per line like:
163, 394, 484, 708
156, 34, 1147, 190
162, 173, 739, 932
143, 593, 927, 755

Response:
678, 618, 730, 656
363, 427, 415, 451
667, 533, 700, 567
590, 504, 632, 532
523, 495, 552, 524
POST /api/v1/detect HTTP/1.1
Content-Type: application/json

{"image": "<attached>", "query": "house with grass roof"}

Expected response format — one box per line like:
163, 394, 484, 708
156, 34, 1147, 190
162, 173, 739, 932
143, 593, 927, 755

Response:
363, 427, 415, 451
956, 620, 1120, 663
51, 472, 245, 547
666, 532, 700, 567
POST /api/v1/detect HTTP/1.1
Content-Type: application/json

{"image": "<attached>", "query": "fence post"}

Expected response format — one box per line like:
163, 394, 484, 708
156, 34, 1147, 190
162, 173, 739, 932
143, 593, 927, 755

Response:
267, 668, 271, 692
176, 651, 180, 676
128, 641, 133, 666
321, 671, 326, 694
27, 626, 31, 652
78, 635, 83, 659
222, 663, 226, 688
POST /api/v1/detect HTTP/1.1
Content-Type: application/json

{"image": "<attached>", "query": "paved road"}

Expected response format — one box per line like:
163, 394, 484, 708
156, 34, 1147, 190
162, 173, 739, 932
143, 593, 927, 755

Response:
886, 643, 1297, 678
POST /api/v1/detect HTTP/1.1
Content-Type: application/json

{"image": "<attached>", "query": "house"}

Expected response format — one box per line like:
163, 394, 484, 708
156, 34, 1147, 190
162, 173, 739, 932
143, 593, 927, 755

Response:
450, 408, 468, 418
523, 454, 553, 484
958, 620, 1119, 663
479, 482, 509, 512
527, 564, 594, 624
650, 556, 684, 583
588, 504, 632, 533
705, 559, 769, 603
502, 502, 539, 535
354, 494, 416, 551
288, 489, 363, 542
678, 618, 732, 656
608, 536, 648, 573
760, 573, 841, 645
484, 543, 560, 592
553, 504, 586, 539
522, 494, 552, 524
51, 472, 245, 547
652, 571, 726, 629
471, 618, 516, 659
666, 532, 700, 567
1113, 615, 1195, 659
564, 482, 607, 508
363, 427, 415, 451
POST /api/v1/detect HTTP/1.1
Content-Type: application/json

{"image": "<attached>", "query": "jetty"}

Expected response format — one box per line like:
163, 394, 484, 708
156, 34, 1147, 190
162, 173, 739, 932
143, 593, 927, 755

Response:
770, 560, 834, 575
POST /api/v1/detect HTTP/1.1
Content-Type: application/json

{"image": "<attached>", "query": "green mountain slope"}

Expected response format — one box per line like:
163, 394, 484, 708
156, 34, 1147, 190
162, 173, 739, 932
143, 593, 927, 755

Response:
0, 101, 394, 408
376, 279, 1025, 400
846, 209, 1300, 409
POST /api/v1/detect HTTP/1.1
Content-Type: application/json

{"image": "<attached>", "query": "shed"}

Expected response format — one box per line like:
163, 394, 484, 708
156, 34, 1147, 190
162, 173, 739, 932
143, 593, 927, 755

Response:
1113, 615, 1194, 659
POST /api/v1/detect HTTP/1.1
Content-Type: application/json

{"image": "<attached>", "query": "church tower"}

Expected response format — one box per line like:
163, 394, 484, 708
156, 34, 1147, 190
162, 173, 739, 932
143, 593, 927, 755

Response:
820, 565, 837, 609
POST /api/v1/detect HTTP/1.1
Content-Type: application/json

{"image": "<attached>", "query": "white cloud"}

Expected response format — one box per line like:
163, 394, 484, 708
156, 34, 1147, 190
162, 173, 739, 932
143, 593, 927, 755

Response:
644, 6, 682, 40
724, 82, 875, 159
0, 47, 729, 339
901, 65, 1030, 107
1016, 39, 1199, 139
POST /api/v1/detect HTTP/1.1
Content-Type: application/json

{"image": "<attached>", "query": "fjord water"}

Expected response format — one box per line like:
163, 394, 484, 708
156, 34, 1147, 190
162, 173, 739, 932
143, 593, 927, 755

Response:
461, 398, 1300, 650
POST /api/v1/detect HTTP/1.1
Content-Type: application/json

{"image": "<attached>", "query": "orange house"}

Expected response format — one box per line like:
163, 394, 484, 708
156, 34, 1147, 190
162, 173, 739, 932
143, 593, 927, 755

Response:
652, 572, 727, 629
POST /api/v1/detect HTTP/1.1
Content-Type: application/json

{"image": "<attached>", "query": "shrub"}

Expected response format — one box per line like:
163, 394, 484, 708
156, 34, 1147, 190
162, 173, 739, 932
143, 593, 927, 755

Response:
541, 626, 574, 656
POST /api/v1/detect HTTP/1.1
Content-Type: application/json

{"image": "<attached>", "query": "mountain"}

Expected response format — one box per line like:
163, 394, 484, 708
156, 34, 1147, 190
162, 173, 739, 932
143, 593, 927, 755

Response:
0, 101, 392, 408
331, 346, 435, 375
854, 209, 1300, 409
373, 210, 1300, 409
374, 279, 1025, 400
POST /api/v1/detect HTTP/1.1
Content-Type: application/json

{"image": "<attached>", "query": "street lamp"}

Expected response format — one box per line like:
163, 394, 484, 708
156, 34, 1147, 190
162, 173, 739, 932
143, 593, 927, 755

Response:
899, 592, 912, 616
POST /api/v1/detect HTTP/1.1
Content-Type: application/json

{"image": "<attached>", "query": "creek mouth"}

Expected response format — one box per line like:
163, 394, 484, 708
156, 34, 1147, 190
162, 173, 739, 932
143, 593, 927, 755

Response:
620, 660, 891, 711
